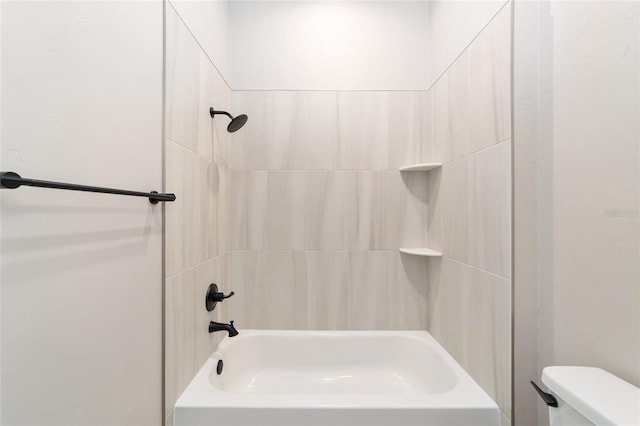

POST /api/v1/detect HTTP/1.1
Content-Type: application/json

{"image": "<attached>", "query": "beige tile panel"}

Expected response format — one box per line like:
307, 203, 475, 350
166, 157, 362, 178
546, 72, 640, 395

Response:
267, 171, 308, 250
448, 51, 471, 161
469, 141, 512, 278
257, 170, 428, 251
231, 250, 349, 330
500, 412, 511, 426
442, 154, 471, 264
231, 91, 339, 170
347, 251, 398, 329
441, 141, 511, 277
419, 89, 434, 165
270, 91, 339, 170
350, 171, 377, 250
229, 250, 269, 328
468, 4, 511, 152
338, 91, 427, 170
230, 91, 272, 170
431, 72, 454, 164
165, 7, 200, 154
164, 255, 231, 417
303, 251, 350, 330
231, 170, 268, 250
166, 6, 230, 162
207, 254, 232, 351
396, 252, 429, 329
206, 57, 232, 168
195, 49, 216, 161
231, 90, 430, 171
207, 162, 218, 260
217, 166, 231, 254
266, 251, 307, 328
230, 250, 306, 330
194, 260, 215, 369
307, 171, 354, 250
427, 258, 511, 418
164, 268, 195, 418
165, 141, 217, 276
231, 250, 426, 331
377, 171, 429, 250
426, 167, 444, 252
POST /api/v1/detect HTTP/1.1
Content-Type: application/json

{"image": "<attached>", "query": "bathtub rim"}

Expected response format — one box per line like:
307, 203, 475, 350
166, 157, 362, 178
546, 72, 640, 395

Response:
174, 330, 499, 411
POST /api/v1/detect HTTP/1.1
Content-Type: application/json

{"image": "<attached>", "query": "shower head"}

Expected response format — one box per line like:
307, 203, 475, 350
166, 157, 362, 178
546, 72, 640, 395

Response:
227, 114, 248, 133
209, 108, 248, 133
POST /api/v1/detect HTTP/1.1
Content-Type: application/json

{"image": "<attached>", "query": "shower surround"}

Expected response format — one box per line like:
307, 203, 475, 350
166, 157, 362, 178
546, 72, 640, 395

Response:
164, 1, 512, 425
228, 3, 512, 422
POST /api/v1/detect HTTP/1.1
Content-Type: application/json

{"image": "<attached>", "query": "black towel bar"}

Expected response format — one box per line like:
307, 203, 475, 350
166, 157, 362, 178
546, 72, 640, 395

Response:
0, 171, 176, 204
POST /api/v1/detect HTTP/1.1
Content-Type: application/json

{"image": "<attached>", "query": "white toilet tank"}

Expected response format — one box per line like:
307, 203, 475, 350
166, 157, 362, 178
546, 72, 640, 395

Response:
541, 366, 640, 426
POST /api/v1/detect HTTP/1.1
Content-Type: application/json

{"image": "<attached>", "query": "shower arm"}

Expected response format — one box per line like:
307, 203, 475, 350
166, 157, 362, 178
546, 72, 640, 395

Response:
209, 109, 233, 119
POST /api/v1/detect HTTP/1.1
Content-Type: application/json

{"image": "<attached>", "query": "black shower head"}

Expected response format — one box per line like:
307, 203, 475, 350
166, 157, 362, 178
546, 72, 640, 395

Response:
227, 114, 248, 133
209, 107, 248, 133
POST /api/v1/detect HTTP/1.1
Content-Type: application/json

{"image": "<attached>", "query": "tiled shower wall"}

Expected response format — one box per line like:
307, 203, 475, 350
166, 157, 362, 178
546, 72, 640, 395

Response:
426, 4, 512, 423
164, 1, 512, 423
229, 91, 432, 330
229, 1, 512, 422
164, 3, 232, 423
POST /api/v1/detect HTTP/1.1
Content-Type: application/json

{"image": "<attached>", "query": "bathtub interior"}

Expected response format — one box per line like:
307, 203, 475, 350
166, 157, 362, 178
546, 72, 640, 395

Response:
209, 332, 458, 394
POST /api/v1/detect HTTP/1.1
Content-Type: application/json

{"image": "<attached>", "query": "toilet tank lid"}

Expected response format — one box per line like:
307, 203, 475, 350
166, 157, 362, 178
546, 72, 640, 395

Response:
542, 366, 640, 426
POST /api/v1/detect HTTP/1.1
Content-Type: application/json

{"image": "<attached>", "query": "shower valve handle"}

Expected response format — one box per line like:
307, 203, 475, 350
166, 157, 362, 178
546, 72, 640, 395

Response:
205, 283, 235, 312
216, 291, 235, 301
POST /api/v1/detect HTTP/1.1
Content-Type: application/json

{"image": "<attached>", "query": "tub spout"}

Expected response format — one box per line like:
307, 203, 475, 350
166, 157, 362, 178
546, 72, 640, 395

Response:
209, 320, 238, 337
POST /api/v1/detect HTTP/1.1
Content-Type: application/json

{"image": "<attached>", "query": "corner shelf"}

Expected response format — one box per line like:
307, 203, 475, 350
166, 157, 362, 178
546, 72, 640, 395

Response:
399, 248, 442, 257
399, 163, 442, 172
398, 162, 442, 259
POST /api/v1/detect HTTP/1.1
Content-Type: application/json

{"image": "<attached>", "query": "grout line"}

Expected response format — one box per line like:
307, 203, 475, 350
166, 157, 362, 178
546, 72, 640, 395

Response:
232, 88, 430, 92
161, 0, 168, 421
444, 138, 512, 166
509, 0, 516, 422
226, 138, 510, 173
166, 252, 231, 281
165, 137, 220, 165
426, 0, 510, 92
225, 251, 512, 283
445, 256, 512, 282
167, 1, 233, 91
229, 249, 430, 253
229, 168, 423, 172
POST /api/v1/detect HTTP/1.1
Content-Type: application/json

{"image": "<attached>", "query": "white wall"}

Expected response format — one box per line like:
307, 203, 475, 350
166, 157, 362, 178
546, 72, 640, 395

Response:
230, 1, 430, 90
428, 0, 507, 87
169, 0, 232, 84
538, 0, 640, 387
186, 0, 509, 90
1, 2, 163, 424
514, 1, 640, 425
0, 2, 3, 420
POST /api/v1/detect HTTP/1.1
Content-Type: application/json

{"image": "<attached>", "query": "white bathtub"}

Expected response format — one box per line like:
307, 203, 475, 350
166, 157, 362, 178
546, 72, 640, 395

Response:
174, 330, 500, 426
